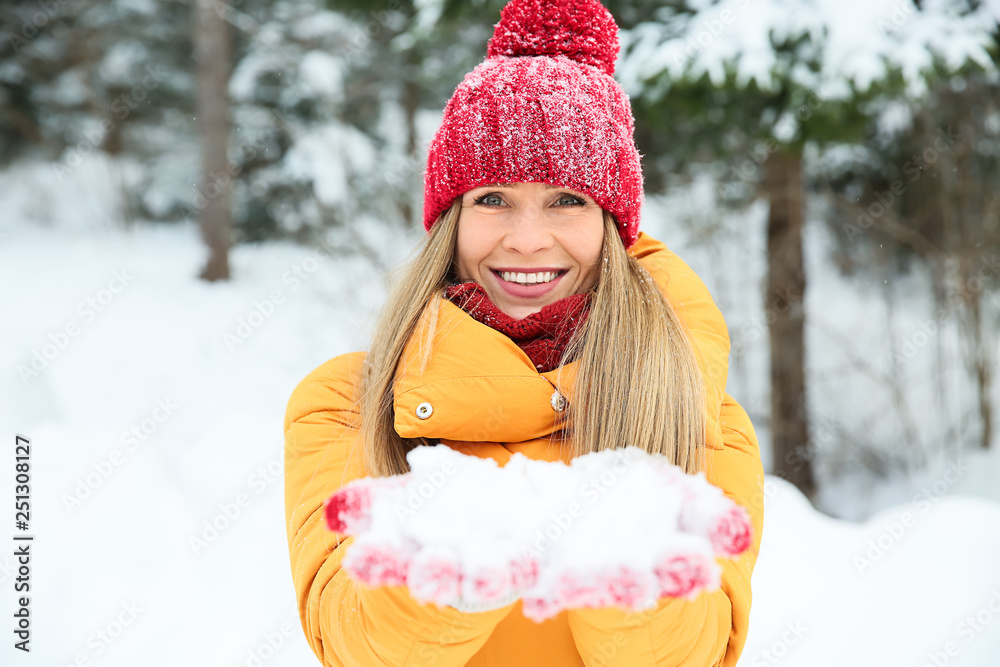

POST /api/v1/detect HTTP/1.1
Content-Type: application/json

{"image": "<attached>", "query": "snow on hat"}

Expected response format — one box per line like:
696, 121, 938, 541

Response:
422, 0, 644, 249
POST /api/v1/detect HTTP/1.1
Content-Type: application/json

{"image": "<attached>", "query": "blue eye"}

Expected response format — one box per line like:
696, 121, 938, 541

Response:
474, 193, 504, 207
557, 194, 584, 206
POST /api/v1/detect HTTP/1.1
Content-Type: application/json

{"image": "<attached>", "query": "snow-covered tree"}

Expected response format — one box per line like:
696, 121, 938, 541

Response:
617, 0, 1000, 496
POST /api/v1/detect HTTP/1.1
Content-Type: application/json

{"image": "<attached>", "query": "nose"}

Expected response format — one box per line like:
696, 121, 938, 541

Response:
501, 206, 554, 255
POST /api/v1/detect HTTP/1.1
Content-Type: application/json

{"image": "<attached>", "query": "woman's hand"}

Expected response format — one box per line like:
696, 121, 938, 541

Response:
325, 444, 752, 622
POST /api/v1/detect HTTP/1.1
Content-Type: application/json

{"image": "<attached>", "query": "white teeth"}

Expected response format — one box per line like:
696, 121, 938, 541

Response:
500, 271, 560, 285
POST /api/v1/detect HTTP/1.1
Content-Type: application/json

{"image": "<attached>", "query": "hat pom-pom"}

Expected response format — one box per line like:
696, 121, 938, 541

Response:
486, 0, 619, 76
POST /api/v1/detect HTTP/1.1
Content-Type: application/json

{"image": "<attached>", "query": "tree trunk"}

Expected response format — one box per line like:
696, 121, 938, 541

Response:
399, 46, 420, 227
964, 274, 994, 449
973, 300, 993, 449
193, 0, 232, 281
764, 149, 816, 498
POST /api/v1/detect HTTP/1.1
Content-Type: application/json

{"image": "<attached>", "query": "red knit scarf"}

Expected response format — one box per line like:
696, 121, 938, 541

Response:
444, 281, 591, 372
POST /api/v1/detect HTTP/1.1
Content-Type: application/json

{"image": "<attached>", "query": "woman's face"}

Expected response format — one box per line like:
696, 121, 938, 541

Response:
455, 182, 605, 319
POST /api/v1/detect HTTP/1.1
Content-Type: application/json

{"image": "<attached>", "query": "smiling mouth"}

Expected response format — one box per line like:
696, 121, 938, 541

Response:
491, 269, 567, 286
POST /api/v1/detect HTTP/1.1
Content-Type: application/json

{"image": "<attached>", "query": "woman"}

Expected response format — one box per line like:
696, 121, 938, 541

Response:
284, 0, 764, 665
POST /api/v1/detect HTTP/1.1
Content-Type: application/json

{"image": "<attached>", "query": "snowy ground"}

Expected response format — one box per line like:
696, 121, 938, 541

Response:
2, 159, 999, 665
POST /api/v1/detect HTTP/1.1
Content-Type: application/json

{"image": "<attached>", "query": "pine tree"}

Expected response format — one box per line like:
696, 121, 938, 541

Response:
617, 0, 1000, 497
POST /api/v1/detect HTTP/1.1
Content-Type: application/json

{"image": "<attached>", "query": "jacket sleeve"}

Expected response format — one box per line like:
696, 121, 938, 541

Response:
284, 352, 516, 667
566, 392, 765, 667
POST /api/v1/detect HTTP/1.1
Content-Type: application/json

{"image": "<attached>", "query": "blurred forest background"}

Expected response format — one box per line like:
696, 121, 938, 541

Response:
2, 0, 999, 514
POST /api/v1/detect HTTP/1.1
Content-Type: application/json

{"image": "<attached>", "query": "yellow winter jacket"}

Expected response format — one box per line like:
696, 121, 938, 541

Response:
284, 231, 764, 666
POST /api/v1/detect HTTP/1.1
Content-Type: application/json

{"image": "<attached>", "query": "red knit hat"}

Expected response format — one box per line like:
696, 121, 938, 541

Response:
422, 0, 644, 248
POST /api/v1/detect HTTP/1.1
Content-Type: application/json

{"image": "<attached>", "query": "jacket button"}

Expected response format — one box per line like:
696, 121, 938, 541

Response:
415, 402, 433, 419
550, 390, 567, 412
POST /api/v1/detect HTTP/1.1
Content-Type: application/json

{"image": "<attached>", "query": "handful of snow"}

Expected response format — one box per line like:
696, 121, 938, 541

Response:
325, 445, 751, 621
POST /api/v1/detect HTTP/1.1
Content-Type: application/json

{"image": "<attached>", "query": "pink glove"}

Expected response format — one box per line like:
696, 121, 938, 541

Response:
325, 445, 753, 621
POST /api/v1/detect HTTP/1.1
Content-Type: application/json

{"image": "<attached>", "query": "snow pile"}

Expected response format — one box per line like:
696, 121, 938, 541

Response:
325, 445, 752, 620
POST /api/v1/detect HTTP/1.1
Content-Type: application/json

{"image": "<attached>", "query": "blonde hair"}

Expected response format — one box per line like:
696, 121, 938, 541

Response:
358, 200, 706, 477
